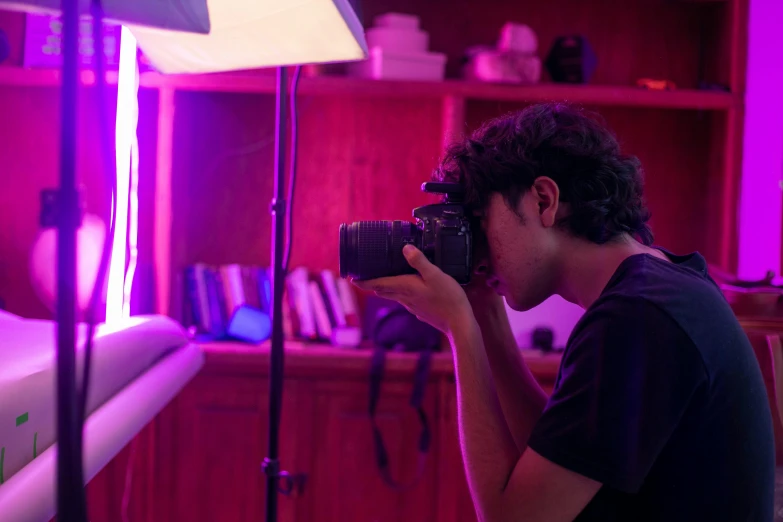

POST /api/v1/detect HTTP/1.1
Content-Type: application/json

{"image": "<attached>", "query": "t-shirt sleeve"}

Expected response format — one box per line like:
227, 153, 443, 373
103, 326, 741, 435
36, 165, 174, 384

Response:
527, 296, 708, 493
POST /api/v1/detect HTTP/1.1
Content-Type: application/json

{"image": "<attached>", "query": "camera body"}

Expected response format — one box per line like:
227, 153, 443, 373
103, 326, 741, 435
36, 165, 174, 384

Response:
339, 182, 474, 285
410, 183, 473, 284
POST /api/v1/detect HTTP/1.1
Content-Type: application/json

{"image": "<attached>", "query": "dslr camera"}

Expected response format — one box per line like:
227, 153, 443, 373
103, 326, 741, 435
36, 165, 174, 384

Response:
339, 182, 473, 284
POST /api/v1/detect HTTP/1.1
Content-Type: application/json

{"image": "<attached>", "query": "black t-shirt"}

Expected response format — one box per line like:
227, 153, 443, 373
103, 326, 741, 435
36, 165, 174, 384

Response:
527, 250, 775, 521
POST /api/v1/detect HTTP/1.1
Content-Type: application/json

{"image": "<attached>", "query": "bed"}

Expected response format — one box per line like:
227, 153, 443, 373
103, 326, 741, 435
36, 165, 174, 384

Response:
0, 311, 203, 522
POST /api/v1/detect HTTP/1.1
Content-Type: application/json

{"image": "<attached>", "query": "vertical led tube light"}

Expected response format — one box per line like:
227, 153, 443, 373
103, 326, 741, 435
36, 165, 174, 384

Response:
106, 26, 138, 323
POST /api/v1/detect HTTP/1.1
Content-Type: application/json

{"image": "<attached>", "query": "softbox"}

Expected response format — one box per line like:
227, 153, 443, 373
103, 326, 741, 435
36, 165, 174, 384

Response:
0, 0, 211, 33
128, 0, 368, 74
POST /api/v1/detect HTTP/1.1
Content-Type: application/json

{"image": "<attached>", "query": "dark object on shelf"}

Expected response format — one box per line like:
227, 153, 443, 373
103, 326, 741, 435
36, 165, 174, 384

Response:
365, 295, 441, 352
698, 81, 731, 92
531, 327, 555, 353
545, 35, 597, 84
339, 182, 473, 285
0, 29, 9, 64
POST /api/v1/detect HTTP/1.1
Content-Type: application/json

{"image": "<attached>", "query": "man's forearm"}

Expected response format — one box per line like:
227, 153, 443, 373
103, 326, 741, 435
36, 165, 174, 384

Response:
471, 299, 548, 452
448, 316, 520, 518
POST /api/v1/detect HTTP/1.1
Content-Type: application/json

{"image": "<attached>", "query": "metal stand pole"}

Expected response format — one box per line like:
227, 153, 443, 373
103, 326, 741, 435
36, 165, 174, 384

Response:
56, 0, 88, 520
262, 65, 288, 522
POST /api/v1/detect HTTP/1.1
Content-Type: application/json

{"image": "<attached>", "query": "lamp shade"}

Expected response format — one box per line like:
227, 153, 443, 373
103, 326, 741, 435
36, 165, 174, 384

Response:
128, 0, 368, 74
0, 0, 210, 33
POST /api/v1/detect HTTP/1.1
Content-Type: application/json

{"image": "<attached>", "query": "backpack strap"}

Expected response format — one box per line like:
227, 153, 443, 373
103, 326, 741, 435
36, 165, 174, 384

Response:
368, 310, 434, 491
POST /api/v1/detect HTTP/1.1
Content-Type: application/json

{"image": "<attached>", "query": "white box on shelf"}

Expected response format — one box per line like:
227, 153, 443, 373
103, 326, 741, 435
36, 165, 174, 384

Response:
366, 26, 429, 54
349, 47, 447, 81
373, 12, 420, 30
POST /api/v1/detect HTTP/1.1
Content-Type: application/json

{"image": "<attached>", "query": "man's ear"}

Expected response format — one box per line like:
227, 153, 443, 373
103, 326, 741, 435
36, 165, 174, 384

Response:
531, 176, 560, 228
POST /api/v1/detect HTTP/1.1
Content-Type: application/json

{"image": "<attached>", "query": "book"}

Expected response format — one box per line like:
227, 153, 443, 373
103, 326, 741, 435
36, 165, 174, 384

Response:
182, 262, 362, 346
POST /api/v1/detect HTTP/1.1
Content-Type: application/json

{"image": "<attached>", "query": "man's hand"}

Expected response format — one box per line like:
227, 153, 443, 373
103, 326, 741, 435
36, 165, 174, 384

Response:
351, 244, 473, 334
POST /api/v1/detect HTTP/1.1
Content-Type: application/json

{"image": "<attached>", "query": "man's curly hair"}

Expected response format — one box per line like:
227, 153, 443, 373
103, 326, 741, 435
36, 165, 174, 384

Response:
434, 103, 654, 246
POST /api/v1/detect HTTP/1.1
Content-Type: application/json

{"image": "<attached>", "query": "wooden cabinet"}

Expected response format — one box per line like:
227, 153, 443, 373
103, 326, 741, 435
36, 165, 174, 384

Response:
309, 378, 440, 522
438, 381, 477, 522
84, 343, 559, 522
78, 318, 779, 522
164, 375, 293, 522
149, 373, 314, 522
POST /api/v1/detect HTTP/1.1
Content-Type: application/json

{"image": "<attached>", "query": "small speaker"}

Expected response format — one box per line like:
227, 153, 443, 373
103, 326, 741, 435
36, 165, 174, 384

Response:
531, 327, 555, 353
545, 35, 597, 84
226, 305, 272, 344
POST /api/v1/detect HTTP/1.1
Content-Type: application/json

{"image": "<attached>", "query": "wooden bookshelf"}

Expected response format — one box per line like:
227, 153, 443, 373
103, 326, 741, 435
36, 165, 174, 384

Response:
1, 0, 752, 324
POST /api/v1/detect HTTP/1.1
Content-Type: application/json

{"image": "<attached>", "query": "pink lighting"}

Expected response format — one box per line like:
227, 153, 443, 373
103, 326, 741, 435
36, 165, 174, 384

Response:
106, 26, 139, 324
738, 0, 783, 281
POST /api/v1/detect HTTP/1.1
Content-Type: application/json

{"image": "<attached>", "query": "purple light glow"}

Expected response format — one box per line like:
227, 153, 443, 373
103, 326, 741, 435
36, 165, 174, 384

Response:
738, 0, 783, 281
123, 131, 140, 319
106, 27, 139, 323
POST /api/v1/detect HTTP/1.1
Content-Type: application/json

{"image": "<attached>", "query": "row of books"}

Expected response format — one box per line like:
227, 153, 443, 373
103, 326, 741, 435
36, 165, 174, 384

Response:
183, 264, 363, 346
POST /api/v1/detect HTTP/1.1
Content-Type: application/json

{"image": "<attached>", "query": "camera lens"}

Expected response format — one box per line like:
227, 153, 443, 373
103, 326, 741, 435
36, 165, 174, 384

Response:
339, 221, 419, 280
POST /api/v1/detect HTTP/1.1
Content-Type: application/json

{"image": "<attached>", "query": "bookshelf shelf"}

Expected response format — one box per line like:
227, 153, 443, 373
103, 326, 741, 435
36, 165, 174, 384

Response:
0, 66, 119, 87
0, 66, 740, 111
152, 73, 739, 110
149, 73, 740, 110
196, 340, 563, 379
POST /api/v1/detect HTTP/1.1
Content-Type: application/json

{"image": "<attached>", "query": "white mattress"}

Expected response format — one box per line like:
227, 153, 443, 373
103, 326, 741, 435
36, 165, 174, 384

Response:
0, 312, 204, 521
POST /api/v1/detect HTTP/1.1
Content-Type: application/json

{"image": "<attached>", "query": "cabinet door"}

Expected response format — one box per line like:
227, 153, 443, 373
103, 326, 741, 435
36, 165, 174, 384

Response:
436, 367, 558, 522
305, 378, 441, 522
156, 374, 307, 522
436, 379, 477, 522
49, 422, 156, 522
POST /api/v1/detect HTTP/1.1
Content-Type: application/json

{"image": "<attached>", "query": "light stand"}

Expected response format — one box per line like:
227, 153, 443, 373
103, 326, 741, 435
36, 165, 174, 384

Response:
262, 65, 289, 522
13, 0, 364, 520
55, 0, 89, 520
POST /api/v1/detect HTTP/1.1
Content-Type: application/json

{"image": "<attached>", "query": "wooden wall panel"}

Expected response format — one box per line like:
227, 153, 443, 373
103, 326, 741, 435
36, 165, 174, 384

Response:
0, 86, 112, 318
309, 379, 441, 522
464, 101, 717, 263
169, 91, 443, 299
169, 90, 277, 277
0, 83, 159, 319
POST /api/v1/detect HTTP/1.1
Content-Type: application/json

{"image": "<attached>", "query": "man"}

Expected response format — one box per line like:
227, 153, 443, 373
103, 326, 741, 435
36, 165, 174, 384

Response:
353, 103, 774, 521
